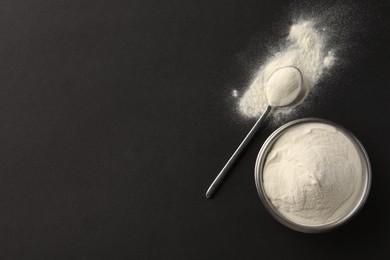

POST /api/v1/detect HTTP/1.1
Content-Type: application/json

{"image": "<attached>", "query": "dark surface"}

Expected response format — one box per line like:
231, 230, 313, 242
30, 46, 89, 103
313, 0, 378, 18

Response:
0, 0, 389, 259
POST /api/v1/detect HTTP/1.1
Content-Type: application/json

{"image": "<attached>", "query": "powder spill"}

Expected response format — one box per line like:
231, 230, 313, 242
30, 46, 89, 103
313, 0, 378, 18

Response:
263, 122, 363, 225
239, 20, 335, 117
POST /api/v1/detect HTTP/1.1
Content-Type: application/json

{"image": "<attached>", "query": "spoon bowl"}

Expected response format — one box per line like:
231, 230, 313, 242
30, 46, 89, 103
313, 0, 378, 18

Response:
266, 66, 304, 107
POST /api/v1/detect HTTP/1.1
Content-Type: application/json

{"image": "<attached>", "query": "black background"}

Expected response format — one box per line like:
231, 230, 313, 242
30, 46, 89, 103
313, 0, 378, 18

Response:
0, 0, 389, 259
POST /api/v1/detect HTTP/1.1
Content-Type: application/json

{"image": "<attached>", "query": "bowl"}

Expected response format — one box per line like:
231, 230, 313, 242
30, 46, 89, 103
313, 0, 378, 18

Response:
254, 118, 371, 233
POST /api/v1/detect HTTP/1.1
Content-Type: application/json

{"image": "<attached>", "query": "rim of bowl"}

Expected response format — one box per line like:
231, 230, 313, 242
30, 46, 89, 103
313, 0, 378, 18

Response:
254, 118, 372, 233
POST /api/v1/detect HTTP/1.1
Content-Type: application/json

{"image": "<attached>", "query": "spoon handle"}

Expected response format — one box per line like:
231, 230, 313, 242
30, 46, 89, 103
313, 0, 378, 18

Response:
205, 106, 272, 199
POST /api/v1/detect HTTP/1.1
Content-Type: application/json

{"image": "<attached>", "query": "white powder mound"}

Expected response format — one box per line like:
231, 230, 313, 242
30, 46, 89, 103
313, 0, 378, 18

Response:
265, 67, 302, 107
239, 20, 335, 117
263, 123, 362, 225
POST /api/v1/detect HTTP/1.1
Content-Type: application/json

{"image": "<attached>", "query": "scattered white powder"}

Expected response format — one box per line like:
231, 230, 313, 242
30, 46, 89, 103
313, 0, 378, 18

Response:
323, 51, 336, 67
263, 122, 362, 225
239, 20, 335, 117
232, 89, 238, 98
265, 67, 302, 107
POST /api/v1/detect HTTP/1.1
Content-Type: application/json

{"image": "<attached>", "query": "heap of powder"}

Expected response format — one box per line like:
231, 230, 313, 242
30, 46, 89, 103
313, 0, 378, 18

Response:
265, 67, 302, 107
263, 122, 362, 225
239, 20, 335, 117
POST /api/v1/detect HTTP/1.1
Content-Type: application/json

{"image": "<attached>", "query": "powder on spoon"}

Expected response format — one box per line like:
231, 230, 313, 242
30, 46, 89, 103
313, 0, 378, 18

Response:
263, 122, 363, 225
239, 20, 335, 117
265, 67, 302, 107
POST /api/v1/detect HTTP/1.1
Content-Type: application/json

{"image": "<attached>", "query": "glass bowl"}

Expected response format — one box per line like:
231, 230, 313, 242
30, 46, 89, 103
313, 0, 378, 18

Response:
254, 118, 371, 233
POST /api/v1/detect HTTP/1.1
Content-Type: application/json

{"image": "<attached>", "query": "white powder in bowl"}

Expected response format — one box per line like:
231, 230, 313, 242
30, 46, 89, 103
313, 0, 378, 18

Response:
263, 122, 363, 225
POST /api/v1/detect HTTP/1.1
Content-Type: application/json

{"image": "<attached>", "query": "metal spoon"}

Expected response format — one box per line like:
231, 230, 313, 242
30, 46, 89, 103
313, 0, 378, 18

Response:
205, 66, 304, 199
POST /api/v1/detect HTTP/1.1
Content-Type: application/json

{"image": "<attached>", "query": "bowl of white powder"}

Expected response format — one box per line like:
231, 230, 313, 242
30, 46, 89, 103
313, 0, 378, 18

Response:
254, 118, 371, 233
